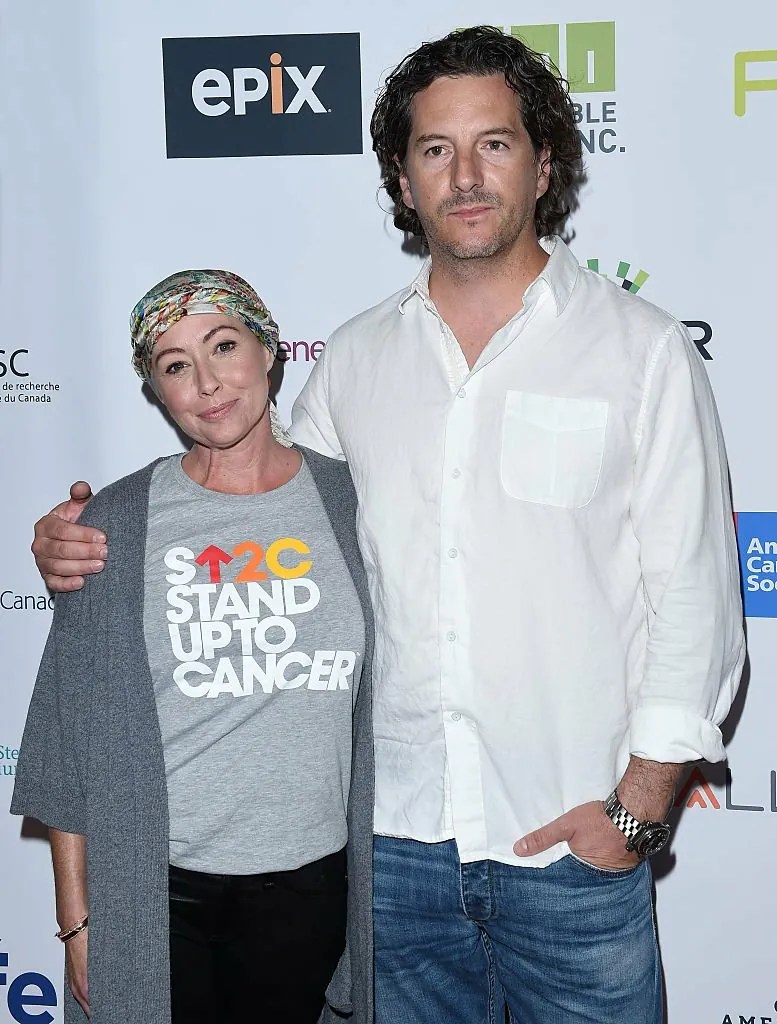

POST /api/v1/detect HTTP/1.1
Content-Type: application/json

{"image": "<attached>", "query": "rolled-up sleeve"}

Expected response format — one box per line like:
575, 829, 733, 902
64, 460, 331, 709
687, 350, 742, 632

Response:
10, 586, 93, 833
628, 323, 745, 764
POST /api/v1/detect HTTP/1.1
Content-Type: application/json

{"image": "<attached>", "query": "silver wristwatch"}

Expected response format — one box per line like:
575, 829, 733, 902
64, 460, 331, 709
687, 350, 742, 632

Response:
604, 790, 671, 859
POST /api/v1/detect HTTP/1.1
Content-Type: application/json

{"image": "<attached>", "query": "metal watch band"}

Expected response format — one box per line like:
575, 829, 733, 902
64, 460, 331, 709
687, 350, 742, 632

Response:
604, 790, 644, 842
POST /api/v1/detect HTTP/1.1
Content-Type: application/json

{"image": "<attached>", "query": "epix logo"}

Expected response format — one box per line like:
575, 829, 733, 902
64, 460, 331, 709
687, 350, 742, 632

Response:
510, 22, 621, 155
163, 33, 363, 158
735, 50, 777, 116
737, 512, 777, 616
586, 258, 713, 360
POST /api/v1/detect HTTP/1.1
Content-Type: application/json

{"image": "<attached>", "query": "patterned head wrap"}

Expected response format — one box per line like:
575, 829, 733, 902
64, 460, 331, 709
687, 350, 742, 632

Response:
130, 269, 280, 383
129, 268, 292, 447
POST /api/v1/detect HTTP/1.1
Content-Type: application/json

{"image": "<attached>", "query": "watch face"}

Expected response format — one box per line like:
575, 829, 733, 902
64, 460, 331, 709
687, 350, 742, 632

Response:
635, 824, 671, 858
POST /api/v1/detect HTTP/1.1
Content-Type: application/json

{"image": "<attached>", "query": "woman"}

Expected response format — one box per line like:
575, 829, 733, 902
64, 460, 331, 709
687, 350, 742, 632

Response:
11, 270, 374, 1024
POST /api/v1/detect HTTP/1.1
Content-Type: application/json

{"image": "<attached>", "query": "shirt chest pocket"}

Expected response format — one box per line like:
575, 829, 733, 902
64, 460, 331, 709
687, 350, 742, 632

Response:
500, 391, 609, 508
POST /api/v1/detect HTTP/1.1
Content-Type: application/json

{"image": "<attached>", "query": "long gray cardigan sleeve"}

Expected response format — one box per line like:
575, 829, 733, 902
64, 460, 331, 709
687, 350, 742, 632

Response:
11, 449, 375, 1024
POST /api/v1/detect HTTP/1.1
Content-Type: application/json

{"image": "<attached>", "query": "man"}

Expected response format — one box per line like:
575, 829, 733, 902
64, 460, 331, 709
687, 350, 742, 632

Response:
33, 26, 744, 1024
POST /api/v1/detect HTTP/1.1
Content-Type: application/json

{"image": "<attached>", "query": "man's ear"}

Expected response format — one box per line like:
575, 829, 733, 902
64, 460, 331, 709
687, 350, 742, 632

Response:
397, 156, 416, 211
536, 146, 551, 200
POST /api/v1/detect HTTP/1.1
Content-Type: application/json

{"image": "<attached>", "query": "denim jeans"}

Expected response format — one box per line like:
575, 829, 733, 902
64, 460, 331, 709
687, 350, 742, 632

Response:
373, 836, 662, 1024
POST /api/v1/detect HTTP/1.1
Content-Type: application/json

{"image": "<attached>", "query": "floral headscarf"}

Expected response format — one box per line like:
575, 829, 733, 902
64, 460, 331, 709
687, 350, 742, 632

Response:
129, 268, 292, 446
130, 269, 280, 382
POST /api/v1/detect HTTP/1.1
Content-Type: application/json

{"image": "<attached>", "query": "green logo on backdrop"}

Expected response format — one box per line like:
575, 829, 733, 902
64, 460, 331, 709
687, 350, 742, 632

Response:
734, 49, 777, 115
511, 22, 615, 93
499, 21, 621, 154
586, 259, 713, 361
586, 259, 649, 294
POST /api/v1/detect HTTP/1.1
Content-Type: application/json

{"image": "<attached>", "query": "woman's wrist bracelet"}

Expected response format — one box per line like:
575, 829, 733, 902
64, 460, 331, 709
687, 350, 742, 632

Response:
55, 915, 88, 943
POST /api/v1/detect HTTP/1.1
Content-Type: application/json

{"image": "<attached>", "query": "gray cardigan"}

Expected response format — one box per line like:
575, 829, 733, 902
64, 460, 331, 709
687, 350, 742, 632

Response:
11, 447, 375, 1024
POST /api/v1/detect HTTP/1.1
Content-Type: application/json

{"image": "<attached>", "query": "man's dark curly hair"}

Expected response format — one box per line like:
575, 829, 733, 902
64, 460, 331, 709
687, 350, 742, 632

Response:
370, 25, 583, 241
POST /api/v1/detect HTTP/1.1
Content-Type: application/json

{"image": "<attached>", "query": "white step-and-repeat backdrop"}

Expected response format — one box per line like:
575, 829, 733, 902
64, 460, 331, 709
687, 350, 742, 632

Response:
2, 2, 775, 1021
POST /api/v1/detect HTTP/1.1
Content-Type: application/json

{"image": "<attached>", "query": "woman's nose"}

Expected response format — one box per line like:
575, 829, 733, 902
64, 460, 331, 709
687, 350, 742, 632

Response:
196, 365, 221, 396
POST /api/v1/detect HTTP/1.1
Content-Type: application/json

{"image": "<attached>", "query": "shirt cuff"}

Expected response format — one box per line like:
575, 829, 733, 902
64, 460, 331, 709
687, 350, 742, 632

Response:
628, 704, 726, 764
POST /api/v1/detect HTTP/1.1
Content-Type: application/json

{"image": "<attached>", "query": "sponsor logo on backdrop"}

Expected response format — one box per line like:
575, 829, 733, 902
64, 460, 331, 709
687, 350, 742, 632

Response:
0, 744, 19, 779
585, 258, 713, 360
1, 350, 61, 408
509, 21, 622, 155
0, 946, 57, 1024
674, 765, 777, 813
720, 1003, 777, 1024
585, 258, 649, 294
163, 33, 363, 158
737, 512, 777, 616
0, 591, 54, 612
277, 339, 326, 363
674, 766, 720, 809
734, 49, 777, 116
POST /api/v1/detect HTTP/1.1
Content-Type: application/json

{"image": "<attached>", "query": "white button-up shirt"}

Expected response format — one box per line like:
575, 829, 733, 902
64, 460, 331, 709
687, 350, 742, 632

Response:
290, 237, 745, 867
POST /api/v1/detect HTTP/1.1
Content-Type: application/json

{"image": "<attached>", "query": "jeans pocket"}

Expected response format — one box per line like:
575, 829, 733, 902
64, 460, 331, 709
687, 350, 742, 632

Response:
566, 851, 642, 878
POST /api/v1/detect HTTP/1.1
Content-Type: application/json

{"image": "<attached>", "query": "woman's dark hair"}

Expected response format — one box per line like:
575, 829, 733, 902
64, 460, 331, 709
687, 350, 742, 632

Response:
370, 25, 583, 241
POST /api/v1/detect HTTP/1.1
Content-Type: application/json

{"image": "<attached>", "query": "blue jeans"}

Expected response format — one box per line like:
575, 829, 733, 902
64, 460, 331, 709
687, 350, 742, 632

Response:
373, 837, 662, 1024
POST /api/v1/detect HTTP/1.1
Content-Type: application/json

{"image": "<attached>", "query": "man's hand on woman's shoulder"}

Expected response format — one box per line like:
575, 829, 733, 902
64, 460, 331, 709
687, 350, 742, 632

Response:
32, 481, 107, 592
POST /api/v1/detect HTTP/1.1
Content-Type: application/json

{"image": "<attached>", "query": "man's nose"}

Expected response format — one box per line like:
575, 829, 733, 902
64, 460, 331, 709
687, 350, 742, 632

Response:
451, 151, 484, 192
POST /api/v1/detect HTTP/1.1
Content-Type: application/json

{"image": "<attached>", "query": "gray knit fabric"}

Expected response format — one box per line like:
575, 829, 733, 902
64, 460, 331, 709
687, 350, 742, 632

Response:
11, 446, 374, 1024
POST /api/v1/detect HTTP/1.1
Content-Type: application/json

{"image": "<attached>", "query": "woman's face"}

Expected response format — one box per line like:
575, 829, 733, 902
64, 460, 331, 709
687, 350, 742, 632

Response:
151, 313, 274, 452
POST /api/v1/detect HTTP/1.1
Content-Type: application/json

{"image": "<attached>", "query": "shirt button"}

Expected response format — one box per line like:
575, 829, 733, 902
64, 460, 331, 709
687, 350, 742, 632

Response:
448, 547, 458, 559
457, 388, 466, 398
447, 630, 457, 642
451, 711, 462, 722
452, 468, 461, 479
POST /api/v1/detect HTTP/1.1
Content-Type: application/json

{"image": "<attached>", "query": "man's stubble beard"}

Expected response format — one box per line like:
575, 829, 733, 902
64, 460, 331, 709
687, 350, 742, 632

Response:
436, 229, 518, 262
422, 196, 530, 265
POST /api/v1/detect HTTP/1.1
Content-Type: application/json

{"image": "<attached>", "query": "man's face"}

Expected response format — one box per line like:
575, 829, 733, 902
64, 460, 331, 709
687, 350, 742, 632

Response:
399, 74, 550, 262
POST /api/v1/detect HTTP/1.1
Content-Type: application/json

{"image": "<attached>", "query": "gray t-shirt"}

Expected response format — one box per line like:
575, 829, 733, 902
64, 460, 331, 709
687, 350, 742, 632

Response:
144, 454, 364, 874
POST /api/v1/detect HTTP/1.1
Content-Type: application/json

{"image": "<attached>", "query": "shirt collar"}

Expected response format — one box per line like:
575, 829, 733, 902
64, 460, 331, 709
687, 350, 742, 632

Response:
396, 234, 579, 318
397, 259, 433, 313
527, 235, 578, 316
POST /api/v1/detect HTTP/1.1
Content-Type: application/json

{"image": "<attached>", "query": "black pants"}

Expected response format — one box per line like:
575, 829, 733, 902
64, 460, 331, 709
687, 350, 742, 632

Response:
168, 849, 347, 1023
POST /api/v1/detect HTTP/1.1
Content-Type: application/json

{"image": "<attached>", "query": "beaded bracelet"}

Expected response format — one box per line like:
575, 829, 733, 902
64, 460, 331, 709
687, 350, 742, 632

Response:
55, 915, 89, 943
